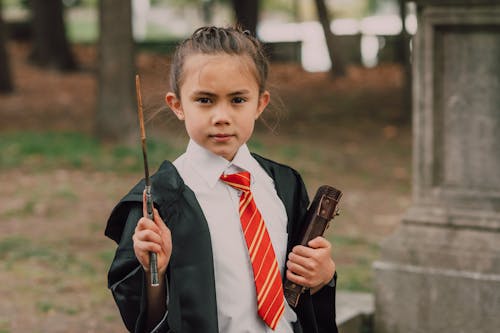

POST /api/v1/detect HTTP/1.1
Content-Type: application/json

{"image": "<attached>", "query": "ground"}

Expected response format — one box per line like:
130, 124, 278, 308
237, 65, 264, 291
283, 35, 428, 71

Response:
0, 41, 411, 332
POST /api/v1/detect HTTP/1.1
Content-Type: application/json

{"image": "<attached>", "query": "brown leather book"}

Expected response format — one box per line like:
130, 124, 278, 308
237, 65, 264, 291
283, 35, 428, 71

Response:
284, 185, 342, 307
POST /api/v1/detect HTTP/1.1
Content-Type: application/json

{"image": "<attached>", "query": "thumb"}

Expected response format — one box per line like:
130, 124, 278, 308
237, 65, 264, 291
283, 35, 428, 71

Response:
308, 236, 328, 249
152, 208, 163, 226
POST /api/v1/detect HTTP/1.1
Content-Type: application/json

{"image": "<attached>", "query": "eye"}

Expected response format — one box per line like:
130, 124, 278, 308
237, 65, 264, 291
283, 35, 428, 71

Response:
232, 97, 246, 104
197, 97, 212, 104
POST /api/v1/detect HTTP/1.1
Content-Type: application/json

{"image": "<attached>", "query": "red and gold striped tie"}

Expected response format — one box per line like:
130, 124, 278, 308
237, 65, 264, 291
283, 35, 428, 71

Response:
220, 171, 285, 330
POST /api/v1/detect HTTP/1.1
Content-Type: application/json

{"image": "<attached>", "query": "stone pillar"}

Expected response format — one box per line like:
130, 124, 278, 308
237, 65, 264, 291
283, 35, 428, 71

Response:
373, 1, 500, 332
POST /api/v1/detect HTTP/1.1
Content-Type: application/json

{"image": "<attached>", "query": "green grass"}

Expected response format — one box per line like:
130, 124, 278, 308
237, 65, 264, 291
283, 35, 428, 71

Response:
0, 237, 64, 272
98, 249, 115, 266
337, 264, 374, 292
36, 301, 55, 314
1, 199, 35, 218
326, 234, 380, 292
0, 318, 8, 331
0, 237, 26, 258
0, 131, 180, 172
0, 236, 103, 279
67, 18, 98, 43
36, 300, 79, 315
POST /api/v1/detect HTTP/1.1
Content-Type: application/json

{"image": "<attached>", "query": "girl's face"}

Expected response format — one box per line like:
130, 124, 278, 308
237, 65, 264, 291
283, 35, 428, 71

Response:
166, 53, 269, 161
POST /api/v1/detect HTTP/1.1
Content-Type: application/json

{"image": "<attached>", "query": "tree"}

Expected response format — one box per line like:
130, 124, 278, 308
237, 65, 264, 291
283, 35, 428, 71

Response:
398, 0, 411, 123
0, 0, 13, 93
29, 0, 76, 70
397, 0, 410, 64
201, 0, 215, 25
231, 0, 259, 36
96, 0, 135, 142
314, 0, 346, 77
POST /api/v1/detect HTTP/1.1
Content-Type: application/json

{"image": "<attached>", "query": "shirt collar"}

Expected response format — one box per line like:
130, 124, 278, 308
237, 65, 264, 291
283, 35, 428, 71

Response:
230, 144, 255, 176
185, 140, 255, 188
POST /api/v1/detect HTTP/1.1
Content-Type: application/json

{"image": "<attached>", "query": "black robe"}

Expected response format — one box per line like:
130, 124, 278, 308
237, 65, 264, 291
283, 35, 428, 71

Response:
105, 154, 338, 333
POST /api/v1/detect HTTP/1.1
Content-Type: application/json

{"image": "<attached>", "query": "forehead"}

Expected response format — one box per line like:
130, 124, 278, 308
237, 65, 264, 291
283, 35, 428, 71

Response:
180, 53, 259, 91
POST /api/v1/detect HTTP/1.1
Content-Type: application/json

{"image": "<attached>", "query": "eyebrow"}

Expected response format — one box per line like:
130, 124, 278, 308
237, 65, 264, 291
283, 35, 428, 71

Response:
191, 89, 251, 97
228, 90, 251, 96
191, 90, 215, 97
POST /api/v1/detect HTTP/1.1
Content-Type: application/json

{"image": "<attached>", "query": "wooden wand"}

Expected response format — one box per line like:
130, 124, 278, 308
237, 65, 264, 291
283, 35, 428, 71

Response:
135, 74, 159, 287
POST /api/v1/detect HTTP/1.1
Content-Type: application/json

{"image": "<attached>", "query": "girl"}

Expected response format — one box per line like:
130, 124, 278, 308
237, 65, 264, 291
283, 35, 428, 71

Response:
105, 26, 338, 333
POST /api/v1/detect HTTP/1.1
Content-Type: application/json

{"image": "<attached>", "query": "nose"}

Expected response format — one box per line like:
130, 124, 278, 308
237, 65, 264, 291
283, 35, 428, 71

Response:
212, 103, 231, 126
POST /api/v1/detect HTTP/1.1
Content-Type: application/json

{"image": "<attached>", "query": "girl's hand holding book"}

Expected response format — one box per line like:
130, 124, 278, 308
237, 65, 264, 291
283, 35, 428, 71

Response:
285, 236, 336, 294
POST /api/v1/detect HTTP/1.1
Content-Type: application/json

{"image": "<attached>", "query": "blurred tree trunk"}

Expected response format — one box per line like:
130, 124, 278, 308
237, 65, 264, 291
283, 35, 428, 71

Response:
314, 0, 346, 77
231, 0, 259, 36
0, 0, 13, 93
398, 0, 412, 123
29, 0, 76, 70
201, 0, 214, 25
397, 0, 410, 64
96, 0, 135, 142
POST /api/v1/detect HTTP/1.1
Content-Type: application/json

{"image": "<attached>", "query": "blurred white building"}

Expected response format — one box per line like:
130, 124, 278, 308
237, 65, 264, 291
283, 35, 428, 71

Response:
132, 0, 150, 41
258, 11, 417, 71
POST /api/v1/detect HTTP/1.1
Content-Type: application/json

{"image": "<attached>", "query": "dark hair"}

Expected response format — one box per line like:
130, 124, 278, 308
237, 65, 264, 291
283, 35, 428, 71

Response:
170, 26, 269, 97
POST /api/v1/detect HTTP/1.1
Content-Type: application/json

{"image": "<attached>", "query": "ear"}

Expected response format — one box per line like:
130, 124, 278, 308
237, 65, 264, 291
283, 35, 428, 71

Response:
165, 92, 184, 120
255, 90, 270, 119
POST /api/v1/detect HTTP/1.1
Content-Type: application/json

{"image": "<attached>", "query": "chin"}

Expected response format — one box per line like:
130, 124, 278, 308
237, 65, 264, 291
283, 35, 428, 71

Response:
206, 142, 241, 160
213, 150, 235, 161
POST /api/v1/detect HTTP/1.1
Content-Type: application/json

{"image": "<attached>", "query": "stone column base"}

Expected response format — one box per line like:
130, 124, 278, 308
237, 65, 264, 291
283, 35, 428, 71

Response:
373, 222, 500, 333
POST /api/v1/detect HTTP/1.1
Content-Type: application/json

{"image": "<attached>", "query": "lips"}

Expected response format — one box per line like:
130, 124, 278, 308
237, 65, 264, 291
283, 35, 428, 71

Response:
210, 133, 234, 142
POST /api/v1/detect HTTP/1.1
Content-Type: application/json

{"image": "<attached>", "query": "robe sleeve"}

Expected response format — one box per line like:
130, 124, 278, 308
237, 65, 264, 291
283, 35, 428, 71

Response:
312, 272, 338, 333
107, 202, 170, 333
107, 203, 148, 332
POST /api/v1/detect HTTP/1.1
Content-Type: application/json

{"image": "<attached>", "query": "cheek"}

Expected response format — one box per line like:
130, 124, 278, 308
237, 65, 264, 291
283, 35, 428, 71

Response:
184, 115, 204, 135
241, 117, 257, 135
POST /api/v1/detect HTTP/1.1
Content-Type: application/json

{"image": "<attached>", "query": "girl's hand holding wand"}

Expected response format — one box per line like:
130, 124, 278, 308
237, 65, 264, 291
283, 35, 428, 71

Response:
133, 192, 172, 329
133, 191, 172, 278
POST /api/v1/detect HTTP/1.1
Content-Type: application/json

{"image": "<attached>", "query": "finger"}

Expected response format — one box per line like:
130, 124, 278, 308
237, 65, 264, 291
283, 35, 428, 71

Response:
286, 259, 314, 279
307, 236, 330, 249
133, 227, 163, 251
288, 251, 315, 268
136, 252, 150, 269
152, 208, 165, 227
157, 220, 172, 253
152, 209, 171, 238
136, 217, 160, 234
135, 228, 163, 244
291, 244, 316, 258
133, 233, 163, 267
286, 269, 312, 288
134, 238, 163, 255
288, 252, 320, 272
152, 209, 172, 237
287, 267, 325, 289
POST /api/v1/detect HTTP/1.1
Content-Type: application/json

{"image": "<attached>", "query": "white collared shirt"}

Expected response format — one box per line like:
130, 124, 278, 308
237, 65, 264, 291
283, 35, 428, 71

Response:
173, 140, 296, 333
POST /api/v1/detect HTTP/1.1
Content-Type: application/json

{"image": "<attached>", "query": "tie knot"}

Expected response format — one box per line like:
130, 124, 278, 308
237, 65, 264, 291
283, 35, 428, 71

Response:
220, 171, 251, 192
